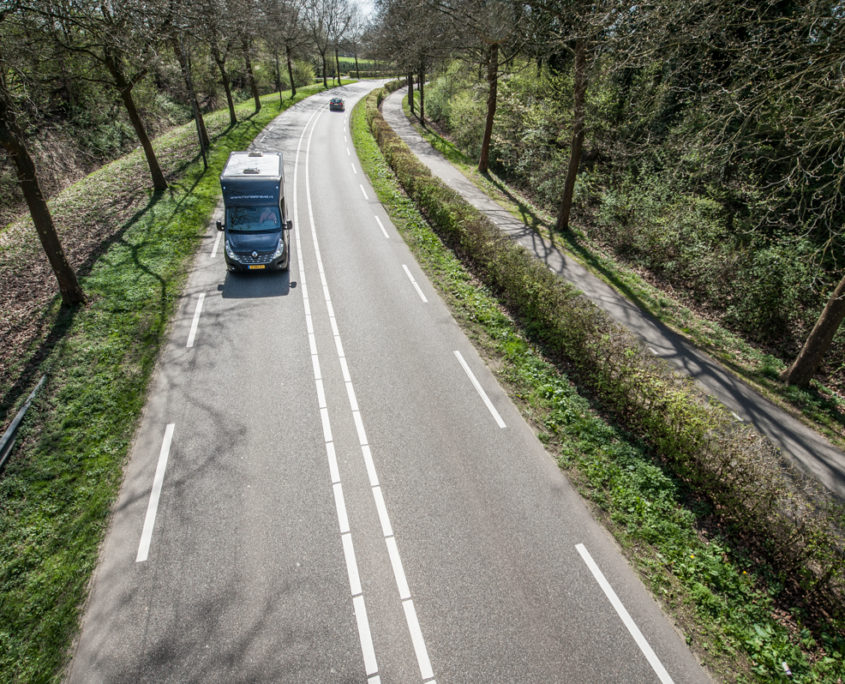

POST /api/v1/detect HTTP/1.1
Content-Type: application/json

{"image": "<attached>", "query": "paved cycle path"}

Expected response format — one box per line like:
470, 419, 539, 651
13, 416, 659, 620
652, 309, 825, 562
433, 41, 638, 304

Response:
382, 87, 845, 501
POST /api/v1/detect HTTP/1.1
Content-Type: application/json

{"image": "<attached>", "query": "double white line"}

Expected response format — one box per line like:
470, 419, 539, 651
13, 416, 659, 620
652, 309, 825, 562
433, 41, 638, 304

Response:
294, 104, 435, 682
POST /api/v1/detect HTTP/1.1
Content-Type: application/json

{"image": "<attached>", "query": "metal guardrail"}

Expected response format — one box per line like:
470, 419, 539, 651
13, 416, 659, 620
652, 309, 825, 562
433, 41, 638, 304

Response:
0, 375, 46, 470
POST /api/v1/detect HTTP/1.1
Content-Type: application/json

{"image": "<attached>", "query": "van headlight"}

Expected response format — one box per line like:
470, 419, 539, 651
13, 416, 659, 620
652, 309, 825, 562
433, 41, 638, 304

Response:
225, 240, 238, 261
272, 239, 285, 259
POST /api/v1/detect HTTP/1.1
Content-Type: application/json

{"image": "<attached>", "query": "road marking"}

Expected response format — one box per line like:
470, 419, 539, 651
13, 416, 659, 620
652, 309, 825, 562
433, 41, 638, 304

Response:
403, 599, 435, 680
211, 230, 222, 258
294, 105, 379, 679
303, 109, 435, 682
360, 184, 369, 200
186, 293, 205, 348
576, 543, 674, 684
454, 351, 506, 428
136, 423, 175, 562
353, 595, 379, 677
351, 162, 358, 175
374, 216, 389, 239
347, 146, 351, 156
732, 412, 744, 422
402, 265, 428, 303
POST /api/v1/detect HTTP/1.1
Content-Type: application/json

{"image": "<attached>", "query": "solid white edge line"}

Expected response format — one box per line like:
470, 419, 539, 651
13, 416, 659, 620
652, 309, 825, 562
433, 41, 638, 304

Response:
186, 293, 205, 348
136, 423, 175, 562
575, 543, 674, 684
402, 599, 435, 680
402, 264, 429, 303
453, 351, 506, 428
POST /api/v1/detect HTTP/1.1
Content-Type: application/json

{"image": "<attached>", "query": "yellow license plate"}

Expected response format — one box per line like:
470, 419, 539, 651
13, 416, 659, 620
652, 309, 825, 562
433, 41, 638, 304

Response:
248, 264, 266, 270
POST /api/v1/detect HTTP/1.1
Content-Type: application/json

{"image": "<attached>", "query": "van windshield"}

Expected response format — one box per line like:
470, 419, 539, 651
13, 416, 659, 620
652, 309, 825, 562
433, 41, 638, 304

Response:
227, 206, 281, 233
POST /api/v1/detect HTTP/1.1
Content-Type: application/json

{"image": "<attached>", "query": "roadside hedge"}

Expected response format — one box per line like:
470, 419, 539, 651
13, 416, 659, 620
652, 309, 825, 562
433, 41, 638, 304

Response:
369, 82, 844, 620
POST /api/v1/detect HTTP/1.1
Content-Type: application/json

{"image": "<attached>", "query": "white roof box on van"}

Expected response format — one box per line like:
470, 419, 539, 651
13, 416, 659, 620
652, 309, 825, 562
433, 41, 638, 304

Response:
221, 151, 282, 179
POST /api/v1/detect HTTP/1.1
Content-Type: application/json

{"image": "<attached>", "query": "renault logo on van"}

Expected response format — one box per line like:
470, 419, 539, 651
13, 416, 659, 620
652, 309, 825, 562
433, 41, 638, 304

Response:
251, 251, 258, 258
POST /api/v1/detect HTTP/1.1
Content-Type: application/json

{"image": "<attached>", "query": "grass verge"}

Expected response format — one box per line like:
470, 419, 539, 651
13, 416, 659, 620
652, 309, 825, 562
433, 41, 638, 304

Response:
363, 91, 844, 681
0, 82, 348, 682
401, 99, 845, 452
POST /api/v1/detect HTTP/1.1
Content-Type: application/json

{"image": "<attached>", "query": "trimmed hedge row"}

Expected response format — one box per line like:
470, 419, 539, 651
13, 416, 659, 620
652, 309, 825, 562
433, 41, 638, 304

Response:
370, 82, 844, 619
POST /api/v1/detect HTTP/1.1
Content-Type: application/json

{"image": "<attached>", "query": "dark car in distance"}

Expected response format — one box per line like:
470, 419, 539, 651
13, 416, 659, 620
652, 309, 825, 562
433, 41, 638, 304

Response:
329, 97, 344, 111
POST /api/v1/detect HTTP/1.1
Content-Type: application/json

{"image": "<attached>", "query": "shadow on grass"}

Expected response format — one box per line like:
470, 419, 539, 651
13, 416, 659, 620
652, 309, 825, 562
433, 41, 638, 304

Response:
0, 190, 166, 428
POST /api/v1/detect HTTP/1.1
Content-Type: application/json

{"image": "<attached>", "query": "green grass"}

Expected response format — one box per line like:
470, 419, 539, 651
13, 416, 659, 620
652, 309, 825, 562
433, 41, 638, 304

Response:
370, 93, 844, 681
400, 98, 845, 451
0, 82, 340, 683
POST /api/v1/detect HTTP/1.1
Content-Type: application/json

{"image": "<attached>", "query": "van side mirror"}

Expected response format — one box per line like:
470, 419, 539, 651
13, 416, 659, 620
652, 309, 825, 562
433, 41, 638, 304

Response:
216, 221, 224, 231
286, 220, 293, 231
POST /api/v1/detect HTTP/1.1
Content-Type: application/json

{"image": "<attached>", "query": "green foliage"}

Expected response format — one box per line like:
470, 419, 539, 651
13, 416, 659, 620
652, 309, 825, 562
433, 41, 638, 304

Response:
292, 60, 316, 88
422, 54, 844, 385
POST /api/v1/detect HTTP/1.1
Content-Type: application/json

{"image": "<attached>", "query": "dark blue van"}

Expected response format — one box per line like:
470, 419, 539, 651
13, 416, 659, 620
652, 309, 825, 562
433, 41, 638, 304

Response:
217, 151, 292, 272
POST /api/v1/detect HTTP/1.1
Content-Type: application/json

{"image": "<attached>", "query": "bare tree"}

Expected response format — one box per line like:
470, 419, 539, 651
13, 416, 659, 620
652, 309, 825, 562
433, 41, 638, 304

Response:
163, 0, 211, 152
31, 0, 169, 192
196, 0, 239, 126
327, 0, 352, 86
306, 0, 332, 88
428, 0, 528, 172
0, 25, 84, 307
277, 0, 308, 97
344, 5, 367, 80
372, 0, 450, 124
231, 0, 262, 113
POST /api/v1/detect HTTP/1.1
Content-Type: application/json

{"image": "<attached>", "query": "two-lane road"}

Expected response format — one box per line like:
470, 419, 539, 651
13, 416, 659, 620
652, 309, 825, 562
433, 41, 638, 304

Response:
68, 81, 709, 683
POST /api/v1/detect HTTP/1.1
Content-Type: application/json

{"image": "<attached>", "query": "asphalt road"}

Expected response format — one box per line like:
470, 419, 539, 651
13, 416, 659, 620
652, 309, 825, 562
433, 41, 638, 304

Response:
67, 81, 709, 683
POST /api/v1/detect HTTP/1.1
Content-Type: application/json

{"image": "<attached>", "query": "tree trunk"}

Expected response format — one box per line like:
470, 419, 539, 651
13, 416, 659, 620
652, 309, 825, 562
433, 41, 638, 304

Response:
334, 47, 341, 86
354, 53, 360, 79
478, 42, 498, 174
781, 275, 845, 387
242, 39, 261, 113
555, 39, 587, 233
274, 50, 283, 106
104, 53, 167, 192
211, 44, 237, 126
286, 44, 296, 97
320, 51, 328, 88
408, 72, 414, 114
418, 64, 425, 127
0, 100, 85, 307
173, 35, 210, 149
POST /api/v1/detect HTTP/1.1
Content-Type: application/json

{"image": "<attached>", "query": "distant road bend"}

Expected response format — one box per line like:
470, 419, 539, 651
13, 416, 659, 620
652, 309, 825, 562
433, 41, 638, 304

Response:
381, 87, 845, 502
